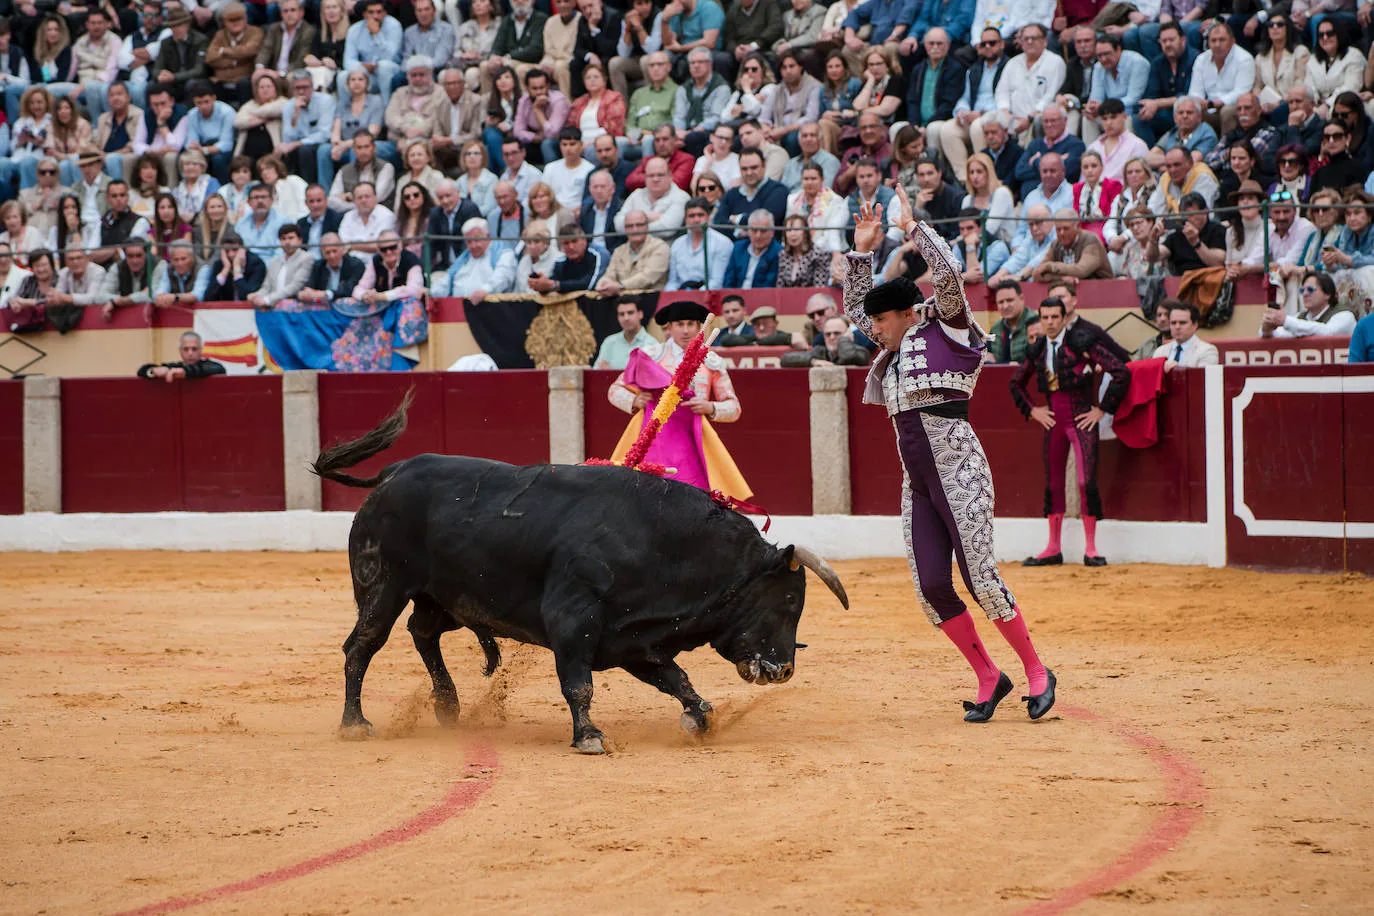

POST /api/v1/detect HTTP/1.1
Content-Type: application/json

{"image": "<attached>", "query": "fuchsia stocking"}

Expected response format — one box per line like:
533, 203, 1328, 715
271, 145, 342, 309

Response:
994, 609, 1048, 695
1083, 515, 1100, 557
1038, 513, 1064, 558
939, 611, 1002, 702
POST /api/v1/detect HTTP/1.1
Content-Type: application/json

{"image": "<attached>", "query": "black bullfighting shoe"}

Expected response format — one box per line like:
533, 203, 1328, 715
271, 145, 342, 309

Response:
1022, 553, 1063, 567
962, 672, 1014, 723
1083, 555, 1109, 567
1023, 669, 1058, 720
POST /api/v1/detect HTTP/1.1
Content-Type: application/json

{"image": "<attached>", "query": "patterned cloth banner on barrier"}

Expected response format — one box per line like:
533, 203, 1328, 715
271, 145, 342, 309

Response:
465, 292, 660, 369
255, 297, 428, 372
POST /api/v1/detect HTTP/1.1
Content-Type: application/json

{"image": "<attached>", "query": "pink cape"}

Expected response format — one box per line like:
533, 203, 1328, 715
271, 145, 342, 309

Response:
621, 348, 710, 490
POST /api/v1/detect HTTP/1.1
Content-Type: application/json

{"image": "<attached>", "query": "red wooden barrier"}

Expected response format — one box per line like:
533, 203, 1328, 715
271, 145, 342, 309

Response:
179, 377, 284, 511
0, 380, 23, 515
443, 370, 549, 466
584, 368, 629, 463
1216, 335, 1352, 365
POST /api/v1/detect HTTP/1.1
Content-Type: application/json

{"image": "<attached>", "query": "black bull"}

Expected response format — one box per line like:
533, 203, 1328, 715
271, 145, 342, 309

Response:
311, 396, 850, 754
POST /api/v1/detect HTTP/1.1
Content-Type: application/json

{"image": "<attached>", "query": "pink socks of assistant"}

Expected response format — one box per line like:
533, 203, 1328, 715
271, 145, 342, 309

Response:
941, 609, 1049, 699
1083, 515, 1100, 558
1037, 513, 1064, 559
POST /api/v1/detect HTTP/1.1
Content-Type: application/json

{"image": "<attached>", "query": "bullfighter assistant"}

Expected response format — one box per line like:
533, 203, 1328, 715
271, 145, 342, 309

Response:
845, 188, 1055, 723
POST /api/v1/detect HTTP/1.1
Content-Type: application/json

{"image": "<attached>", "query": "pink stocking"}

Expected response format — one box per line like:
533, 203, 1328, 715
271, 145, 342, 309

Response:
1038, 513, 1064, 558
994, 609, 1048, 695
1083, 515, 1100, 557
939, 611, 1002, 702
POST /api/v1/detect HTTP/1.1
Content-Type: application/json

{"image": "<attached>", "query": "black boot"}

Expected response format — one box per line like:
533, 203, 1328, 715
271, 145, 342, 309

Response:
1083, 555, 1108, 567
1022, 553, 1062, 567
962, 672, 1014, 723
1023, 669, 1057, 720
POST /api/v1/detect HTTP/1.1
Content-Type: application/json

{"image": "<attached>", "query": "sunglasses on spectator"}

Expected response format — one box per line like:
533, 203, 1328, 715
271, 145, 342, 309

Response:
379, 244, 399, 253
807, 309, 828, 318
1301, 284, 1319, 293
1318, 28, 1336, 37
697, 182, 718, 191
38, 167, 56, 175
1324, 131, 1346, 139
1270, 190, 1295, 202
976, 39, 1001, 47
743, 65, 760, 72
1279, 157, 1301, 165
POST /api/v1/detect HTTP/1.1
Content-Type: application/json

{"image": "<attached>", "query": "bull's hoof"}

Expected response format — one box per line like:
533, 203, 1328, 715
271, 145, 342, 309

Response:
680, 708, 714, 737
339, 721, 375, 741
573, 733, 615, 754
433, 695, 461, 728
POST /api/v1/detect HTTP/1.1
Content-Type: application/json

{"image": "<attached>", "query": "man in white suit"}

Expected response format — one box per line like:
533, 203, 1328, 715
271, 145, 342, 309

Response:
1153, 300, 1219, 368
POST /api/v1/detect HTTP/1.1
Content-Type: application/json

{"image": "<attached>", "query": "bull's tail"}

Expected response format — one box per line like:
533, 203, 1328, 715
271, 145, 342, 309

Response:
310, 389, 413, 488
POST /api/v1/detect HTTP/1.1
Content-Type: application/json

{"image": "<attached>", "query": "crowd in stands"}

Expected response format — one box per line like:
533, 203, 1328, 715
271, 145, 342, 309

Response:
0, 0, 1372, 359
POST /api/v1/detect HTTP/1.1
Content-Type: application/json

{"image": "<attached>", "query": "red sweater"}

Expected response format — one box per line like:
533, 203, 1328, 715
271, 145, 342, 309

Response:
624, 149, 695, 193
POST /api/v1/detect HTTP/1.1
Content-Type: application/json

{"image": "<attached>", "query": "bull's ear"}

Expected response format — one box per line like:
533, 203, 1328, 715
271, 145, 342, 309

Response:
780, 544, 799, 571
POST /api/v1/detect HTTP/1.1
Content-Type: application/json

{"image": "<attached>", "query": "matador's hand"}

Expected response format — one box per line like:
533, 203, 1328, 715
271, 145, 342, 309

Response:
1075, 407, 1105, 430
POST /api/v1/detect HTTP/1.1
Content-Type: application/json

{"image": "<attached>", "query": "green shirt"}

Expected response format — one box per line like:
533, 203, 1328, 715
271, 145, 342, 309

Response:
988, 307, 1036, 365
920, 61, 941, 126
596, 327, 657, 370
627, 79, 680, 140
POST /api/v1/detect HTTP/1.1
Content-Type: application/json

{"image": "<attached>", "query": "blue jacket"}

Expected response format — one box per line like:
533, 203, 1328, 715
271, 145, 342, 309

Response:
579, 195, 624, 250
1012, 135, 1086, 198
719, 179, 789, 235
911, 0, 975, 44
1350, 314, 1374, 363
842, 0, 920, 45
722, 239, 781, 289
905, 57, 966, 126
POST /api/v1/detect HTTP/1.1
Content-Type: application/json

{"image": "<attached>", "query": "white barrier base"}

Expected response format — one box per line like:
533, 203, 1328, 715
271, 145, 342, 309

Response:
1, 512, 1218, 565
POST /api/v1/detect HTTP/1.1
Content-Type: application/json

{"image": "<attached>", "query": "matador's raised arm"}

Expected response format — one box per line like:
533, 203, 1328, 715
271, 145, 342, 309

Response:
904, 221, 985, 340
842, 250, 877, 342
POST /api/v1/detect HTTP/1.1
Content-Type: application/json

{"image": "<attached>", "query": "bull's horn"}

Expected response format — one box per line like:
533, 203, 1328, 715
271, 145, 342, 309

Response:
789, 546, 849, 610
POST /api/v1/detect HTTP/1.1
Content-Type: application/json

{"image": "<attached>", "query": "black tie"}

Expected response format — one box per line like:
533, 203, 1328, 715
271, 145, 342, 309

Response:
1173, 343, 1183, 362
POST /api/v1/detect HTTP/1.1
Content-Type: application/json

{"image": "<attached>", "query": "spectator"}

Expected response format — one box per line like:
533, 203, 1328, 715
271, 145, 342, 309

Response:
1154, 301, 1219, 366
11, 87, 54, 191
1012, 104, 1084, 198
392, 139, 445, 213
1294, 188, 1346, 268
530, 224, 606, 293
817, 49, 863, 154
255, 157, 306, 224
622, 51, 677, 157
385, 55, 446, 154
939, 26, 1010, 184
694, 124, 741, 189
236, 181, 289, 258
514, 219, 558, 292
233, 73, 288, 163
988, 203, 1054, 285
951, 208, 1009, 284
1306, 18, 1363, 117
433, 68, 484, 176
1224, 180, 1268, 280
716, 292, 753, 339
722, 208, 780, 288
1268, 191, 1319, 289
1073, 150, 1122, 241
1146, 95, 1218, 170
839, 0, 917, 77
628, 123, 696, 192
852, 44, 903, 124
73, 7, 122, 120
834, 111, 892, 196
618, 155, 692, 235
1326, 189, 1374, 268
1135, 21, 1199, 146
427, 179, 482, 271
454, 0, 501, 93
803, 315, 868, 366
131, 85, 188, 187
1017, 153, 1074, 244
1261, 269, 1357, 337
1253, 16, 1309, 119
138, 331, 226, 381
183, 81, 236, 184
1147, 191, 1227, 275
1131, 299, 1173, 360
1, 247, 54, 331
49, 242, 116, 310
340, 0, 403, 107
1310, 120, 1365, 195
528, 180, 571, 245
905, 29, 963, 154
690, 170, 726, 223
152, 8, 210, 105
1280, 85, 1324, 158
1056, 25, 1098, 138
910, 156, 963, 239
206, 3, 266, 106
672, 47, 730, 157
513, 69, 570, 164
399, 0, 453, 87
47, 97, 94, 187
594, 297, 656, 369
1189, 24, 1256, 136
986, 280, 1037, 363
332, 131, 399, 212
542, 127, 594, 211
254, 0, 315, 84
566, 63, 626, 159
787, 161, 849, 252
150, 191, 192, 260
338, 181, 396, 252
193, 193, 232, 262
595, 209, 670, 293
483, 67, 522, 173
204, 230, 266, 300
763, 51, 821, 156
845, 157, 898, 242
996, 24, 1065, 139
248, 223, 313, 307
127, 153, 167, 220
570, 0, 620, 101
320, 72, 388, 198
1204, 91, 1281, 178
579, 169, 623, 251
297, 182, 345, 252
1109, 205, 1163, 278
539, 0, 581, 99
0, 241, 32, 314
736, 119, 789, 181
49, 194, 100, 254
294, 232, 365, 303
0, 201, 43, 263
94, 180, 151, 266
1033, 209, 1113, 280
19, 159, 63, 239
1332, 93, 1373, 171
93, 82, 143, 184
1087, 33, 1151, 131
1149, 145, 1220, 212
1086, 98, 1150, 182
776, 213, 831, 287
665, 195, 730, 289
977, 114, 1023, 191
961, 151, 1013, 242
485, 180, 527, 255
724, 0, 783, 71
781, 121, 840, 192
352, 229, 426, 302
1349, 311, 1374, 361
437, 217, 517, 299
745, 305, 804, 347
496, 136, 543, 205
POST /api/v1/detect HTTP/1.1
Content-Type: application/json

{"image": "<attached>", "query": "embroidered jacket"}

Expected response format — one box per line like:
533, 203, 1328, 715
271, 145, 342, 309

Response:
607, 339, 741, 422
843, 221, 986, 416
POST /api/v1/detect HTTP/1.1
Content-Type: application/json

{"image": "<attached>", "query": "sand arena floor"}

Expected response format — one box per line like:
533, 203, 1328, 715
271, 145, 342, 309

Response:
1, 552, 1372, 914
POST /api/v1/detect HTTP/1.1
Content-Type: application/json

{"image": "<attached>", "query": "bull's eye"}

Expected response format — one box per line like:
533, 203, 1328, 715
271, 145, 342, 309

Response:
785, 592, 798, 608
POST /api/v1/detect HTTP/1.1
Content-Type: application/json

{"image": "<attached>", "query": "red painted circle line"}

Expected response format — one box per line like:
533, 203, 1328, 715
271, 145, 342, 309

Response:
1014, 705, 1208, 915
109, 740, 500, 916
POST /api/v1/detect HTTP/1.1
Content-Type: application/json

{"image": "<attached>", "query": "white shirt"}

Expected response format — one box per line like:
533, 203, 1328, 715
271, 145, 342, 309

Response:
1044, 327, 1067, 373
1188, 46, 1257, 107
695, 150, 740, 188
1152, 334, 1219, 366
1273, 306, 1358, 339
501, 161, 544, 205
578, 98, 605, 143
615, 185, 690, 235
338, 205, 397, 245
541, 157, 595, 212
995, 50, 1066, 119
